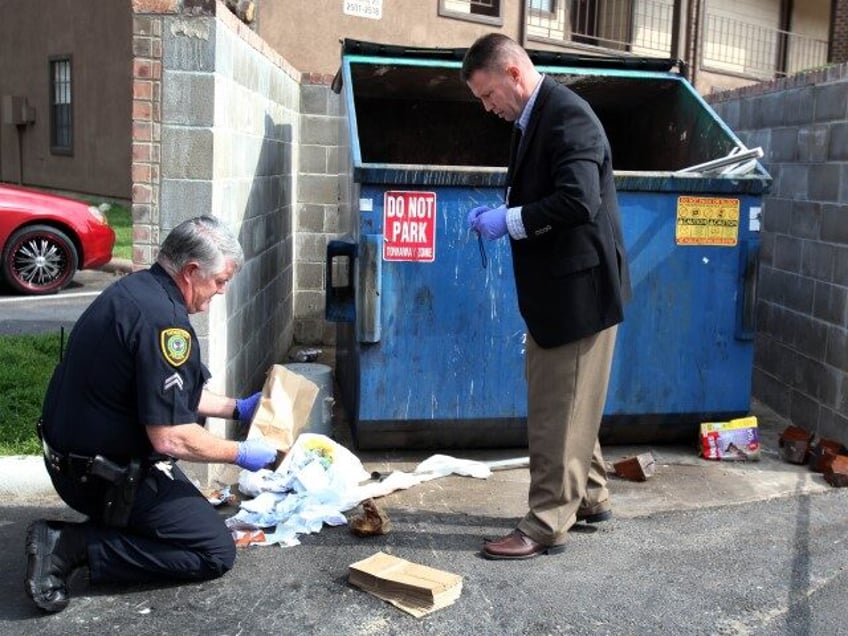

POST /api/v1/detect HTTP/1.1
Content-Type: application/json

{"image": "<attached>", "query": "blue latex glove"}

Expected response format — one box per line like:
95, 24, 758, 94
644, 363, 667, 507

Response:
472, 204, 508, 240
234, 439, 278, 471
235, 392, 262, 424
467, 205, 490, 230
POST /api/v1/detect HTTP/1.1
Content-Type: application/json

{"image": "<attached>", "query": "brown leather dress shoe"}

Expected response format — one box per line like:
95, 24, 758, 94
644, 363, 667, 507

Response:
482, 530, 566, 560
576, 508, 613, 524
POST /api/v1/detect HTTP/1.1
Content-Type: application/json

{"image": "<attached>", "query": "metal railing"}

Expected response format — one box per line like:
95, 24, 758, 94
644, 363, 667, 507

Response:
701, 12, 828, 79
525, 0, 829, 80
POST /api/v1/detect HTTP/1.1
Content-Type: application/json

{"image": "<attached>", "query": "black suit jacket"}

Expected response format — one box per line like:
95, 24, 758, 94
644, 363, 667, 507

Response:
507, 76, 632, 348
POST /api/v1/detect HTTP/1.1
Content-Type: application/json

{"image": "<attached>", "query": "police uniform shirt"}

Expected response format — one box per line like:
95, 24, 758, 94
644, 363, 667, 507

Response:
42, 263, 210, 460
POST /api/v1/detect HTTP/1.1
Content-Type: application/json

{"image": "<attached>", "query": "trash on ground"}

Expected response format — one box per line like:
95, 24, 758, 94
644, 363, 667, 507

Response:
809, 438, 846, 473
205, 485, 235, 507
348, 551, 462, 617
234, 529, 267, 547
613, 452, 656, 481
772, 426, 848, 489
289, 347, 322, 363
778, 424, 814, 464
227, 433, 491, 547
484, 456, 529, 471
700, 416, 760, 460
349, 498, 392, 536
824, 455, 848, 488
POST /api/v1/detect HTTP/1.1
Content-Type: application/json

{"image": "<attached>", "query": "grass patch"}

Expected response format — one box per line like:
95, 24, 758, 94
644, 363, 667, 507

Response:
104, 204, 132, 260
0, 332, 63, 455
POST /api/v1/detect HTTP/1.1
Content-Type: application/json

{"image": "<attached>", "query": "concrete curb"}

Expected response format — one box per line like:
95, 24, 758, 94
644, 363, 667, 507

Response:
0, 456, 54, 500
98, 258, 133, 275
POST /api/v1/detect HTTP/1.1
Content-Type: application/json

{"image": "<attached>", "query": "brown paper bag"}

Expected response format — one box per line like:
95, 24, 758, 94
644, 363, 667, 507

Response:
247, 364, 320, 454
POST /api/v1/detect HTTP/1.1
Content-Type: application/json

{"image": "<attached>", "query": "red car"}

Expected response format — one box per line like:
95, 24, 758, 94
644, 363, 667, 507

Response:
0, 184, 116, 295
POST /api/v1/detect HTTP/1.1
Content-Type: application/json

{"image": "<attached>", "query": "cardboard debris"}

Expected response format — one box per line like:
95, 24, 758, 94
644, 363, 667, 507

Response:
778, 425, 814, 464
248, 364, 320, 463
700, 416, 760, 461
348, 551, 462, 617
613, 452, 655, 481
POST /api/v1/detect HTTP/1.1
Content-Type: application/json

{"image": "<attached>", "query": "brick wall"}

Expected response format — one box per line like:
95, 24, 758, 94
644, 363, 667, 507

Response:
709, 63, 848, 443
131, 11, 164, 265
834, 0, 848, 64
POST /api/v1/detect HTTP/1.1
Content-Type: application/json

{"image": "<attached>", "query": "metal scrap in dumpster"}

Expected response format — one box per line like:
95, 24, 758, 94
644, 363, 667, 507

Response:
326, 39, 772, 450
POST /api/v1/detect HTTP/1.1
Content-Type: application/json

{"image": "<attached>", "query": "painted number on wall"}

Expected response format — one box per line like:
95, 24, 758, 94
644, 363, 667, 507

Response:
343, 0, 382, 20
383, 191, 437, 262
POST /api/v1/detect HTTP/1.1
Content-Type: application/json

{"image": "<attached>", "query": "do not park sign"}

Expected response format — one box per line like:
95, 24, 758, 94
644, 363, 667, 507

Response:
382, 190, 436, 262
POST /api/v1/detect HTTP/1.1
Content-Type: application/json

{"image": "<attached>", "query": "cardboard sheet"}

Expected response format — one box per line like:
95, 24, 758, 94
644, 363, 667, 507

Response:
348, 551, 462, 617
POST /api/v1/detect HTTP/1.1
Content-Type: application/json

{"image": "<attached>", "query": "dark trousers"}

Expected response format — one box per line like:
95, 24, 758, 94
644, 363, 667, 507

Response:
46, 459, 236, 584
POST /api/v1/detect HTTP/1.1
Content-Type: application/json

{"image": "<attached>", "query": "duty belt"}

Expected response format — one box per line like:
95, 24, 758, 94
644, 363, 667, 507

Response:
42, 437, 100, 482
38, 419, 135, 484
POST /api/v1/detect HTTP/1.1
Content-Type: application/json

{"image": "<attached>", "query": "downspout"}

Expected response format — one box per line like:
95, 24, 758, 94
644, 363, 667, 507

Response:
777, 0, 793, 76
518, 0, 527, 47
670, 0, 683, 71
686, 0, 702, 88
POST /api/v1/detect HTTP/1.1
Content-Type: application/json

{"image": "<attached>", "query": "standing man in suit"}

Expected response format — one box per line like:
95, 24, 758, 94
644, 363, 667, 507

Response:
462, 33, 631, 559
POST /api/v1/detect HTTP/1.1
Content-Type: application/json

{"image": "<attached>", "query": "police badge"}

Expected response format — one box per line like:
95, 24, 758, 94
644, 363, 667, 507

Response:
160, 327, 191, 367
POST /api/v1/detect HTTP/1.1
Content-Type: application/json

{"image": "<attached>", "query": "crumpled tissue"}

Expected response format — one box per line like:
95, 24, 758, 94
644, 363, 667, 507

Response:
227, 433, 492, 547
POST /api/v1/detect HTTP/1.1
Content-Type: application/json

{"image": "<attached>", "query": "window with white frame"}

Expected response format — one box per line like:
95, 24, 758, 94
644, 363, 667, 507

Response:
439, 0, 503, 25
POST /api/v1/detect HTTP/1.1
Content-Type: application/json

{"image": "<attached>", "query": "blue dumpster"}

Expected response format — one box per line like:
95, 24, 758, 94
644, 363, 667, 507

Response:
326, 40, 771, 449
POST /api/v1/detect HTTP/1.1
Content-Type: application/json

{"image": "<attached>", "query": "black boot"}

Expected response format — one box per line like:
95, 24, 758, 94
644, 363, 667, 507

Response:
24, 520, 89, 613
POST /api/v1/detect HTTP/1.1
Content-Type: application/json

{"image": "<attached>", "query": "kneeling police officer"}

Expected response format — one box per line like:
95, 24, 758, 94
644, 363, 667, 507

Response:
25, 216, 278, 613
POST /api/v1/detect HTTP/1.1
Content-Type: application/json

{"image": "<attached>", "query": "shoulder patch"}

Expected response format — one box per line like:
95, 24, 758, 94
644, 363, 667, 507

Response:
160, 328, 191, 367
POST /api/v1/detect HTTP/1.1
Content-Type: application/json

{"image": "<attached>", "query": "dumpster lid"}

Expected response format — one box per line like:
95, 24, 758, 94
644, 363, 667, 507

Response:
333, 39, 683, 93
339, 38, 682, 73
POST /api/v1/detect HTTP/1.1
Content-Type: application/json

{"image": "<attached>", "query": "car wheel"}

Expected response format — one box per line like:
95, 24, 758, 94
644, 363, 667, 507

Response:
2, 224, 79, 295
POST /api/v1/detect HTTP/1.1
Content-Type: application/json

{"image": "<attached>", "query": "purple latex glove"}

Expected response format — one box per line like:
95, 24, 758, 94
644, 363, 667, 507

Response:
234, 439, 277, 471
472, 204, 508, 240
235, 392, 262, 424
467, 205, 490, 230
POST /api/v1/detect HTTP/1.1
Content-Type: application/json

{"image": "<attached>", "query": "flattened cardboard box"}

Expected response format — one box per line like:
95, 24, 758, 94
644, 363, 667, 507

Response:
349, 551, 462, 617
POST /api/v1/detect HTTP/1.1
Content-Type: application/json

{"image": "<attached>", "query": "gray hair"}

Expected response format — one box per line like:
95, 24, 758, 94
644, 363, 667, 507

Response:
461, 33, 529, 82
157, 216, 244, 277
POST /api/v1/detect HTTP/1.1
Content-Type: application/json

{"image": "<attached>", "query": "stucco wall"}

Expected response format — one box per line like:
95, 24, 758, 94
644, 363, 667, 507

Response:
0, 0, 131, 198
709, 62, 848, 443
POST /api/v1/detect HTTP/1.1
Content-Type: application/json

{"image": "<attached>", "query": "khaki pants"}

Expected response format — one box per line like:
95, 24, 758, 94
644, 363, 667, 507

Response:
517, 325, 618, 545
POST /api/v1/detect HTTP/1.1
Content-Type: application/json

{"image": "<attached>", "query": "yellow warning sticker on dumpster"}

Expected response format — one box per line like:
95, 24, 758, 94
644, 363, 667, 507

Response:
675, 196, 740, 246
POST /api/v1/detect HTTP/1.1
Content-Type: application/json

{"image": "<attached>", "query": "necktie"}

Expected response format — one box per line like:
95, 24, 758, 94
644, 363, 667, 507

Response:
505, 125, 523, 198
508, 125, 523, 176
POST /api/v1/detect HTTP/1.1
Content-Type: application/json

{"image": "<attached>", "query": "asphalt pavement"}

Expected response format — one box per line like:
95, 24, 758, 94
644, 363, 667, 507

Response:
3, 262, 848, 634
4, 399, 848, 635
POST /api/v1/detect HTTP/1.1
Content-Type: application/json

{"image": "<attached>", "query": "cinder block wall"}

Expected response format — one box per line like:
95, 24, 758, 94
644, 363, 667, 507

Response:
294, 76, 346, 346
708, 63, 848, 443
131, 1, 301, 484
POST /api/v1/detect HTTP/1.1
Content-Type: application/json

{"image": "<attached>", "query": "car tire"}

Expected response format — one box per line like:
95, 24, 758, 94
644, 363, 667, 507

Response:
2, 224, 79, 295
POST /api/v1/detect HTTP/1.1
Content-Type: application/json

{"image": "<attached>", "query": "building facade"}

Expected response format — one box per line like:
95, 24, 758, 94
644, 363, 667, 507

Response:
0, 0, 132, 198
0, 1, 836, 199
